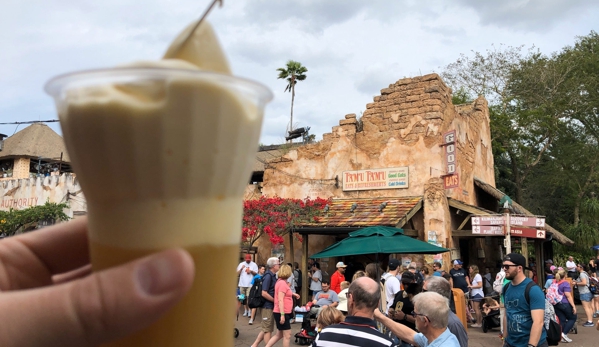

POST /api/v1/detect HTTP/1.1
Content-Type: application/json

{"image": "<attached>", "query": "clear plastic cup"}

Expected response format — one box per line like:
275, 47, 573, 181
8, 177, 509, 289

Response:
45, 67, 273, 347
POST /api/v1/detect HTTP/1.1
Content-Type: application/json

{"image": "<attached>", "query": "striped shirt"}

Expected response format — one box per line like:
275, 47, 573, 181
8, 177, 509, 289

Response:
312, 316, 397, 347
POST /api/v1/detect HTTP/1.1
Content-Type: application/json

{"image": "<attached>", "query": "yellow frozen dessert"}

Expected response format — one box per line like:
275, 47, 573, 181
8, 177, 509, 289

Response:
46, 19, 272, 347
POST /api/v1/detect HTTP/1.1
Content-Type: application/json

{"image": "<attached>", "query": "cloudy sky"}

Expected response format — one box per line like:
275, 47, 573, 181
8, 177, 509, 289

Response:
1, 0, 598, 145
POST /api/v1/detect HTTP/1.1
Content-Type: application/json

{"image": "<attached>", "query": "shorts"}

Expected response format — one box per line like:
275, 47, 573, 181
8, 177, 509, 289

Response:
471, 294, 484, 302
273, 312, 293, 331
261, 308, 274, 333
239, 287, 251, 298
580, 292, 593, 302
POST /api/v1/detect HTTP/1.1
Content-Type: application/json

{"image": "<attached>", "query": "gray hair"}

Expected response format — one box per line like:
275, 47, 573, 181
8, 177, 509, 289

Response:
424, 277, 452, 301
266, 257, 279, 269
412, 292, 449, 329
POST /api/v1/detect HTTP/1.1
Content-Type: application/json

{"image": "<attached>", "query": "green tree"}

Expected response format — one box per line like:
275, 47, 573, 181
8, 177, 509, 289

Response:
0, 202, 70, 236
277, 60, 307, 138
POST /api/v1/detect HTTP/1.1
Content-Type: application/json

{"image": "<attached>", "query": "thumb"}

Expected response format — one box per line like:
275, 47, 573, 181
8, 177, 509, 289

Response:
0, 249, 194, 347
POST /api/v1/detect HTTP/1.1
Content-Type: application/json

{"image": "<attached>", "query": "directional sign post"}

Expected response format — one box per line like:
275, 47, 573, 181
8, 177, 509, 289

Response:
509, 216, 545, 228
472, 225, 504, 235
510, 227, 546, 239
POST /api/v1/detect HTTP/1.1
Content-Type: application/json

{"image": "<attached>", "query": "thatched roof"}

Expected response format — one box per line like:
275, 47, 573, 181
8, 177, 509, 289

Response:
474, 178, 573, 246
253, 147, 293, 172
0, 123, 69, 162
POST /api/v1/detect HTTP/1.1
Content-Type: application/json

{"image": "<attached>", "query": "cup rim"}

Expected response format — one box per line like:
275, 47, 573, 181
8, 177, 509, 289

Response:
44, 66, 274, 103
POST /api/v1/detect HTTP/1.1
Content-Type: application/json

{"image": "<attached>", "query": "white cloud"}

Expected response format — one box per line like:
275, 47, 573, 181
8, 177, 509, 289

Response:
0, 0, 597, 146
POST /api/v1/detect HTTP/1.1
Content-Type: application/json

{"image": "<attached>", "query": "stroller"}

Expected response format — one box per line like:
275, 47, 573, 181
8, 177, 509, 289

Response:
294, 304, 318, 345
481, 309, 501, 333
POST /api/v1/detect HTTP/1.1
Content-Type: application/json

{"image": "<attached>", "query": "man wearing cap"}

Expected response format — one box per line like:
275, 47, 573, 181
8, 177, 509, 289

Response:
502, 253, 547, 347
449, 260, 469, 294
384, 258, 402, 314
237, 254, 258, 317
330, 261, 347, 294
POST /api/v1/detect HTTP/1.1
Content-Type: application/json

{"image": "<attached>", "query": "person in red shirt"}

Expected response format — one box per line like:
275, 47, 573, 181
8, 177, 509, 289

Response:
330, 262, 347, 293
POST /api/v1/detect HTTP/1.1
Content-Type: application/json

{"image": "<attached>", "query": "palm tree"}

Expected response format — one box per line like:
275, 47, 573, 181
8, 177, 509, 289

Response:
277, 60, 307, 138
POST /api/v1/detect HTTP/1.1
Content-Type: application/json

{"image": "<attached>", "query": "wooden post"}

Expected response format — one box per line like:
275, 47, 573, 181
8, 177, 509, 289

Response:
289, 230, 294, 267
522, 238, 529, 277
288, 210, 294, 265
535, 239, 543, 284
301, 234, 309, 305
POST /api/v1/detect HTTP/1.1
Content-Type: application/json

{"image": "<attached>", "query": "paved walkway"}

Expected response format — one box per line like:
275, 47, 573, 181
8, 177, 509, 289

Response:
234, 304, 598, 346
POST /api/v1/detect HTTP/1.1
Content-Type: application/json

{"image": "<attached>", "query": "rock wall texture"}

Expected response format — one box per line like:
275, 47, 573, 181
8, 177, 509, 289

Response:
263, 73, 494, 205
261, 73, 496, 262
0, 173, 86, 216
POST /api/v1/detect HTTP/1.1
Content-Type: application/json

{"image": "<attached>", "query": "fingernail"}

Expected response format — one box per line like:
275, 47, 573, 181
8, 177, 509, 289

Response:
135, 250, 185, 296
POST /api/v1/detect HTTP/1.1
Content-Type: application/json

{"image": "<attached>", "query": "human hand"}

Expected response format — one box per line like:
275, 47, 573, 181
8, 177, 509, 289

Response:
0, 217, 195, 347
280, 315, 285, 324
293, 293, 300, 299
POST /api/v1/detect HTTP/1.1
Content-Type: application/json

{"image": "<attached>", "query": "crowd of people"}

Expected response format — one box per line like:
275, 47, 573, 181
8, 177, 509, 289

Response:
239, 253, 599, 347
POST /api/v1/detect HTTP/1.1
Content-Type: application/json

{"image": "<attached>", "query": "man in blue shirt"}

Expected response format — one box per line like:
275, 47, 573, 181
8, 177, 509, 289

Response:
502, 253, 547, 347
374, 292, 460, 347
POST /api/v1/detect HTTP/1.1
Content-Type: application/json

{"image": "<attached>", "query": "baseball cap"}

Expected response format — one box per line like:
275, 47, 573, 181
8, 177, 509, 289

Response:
244, 254, 252, 261
388, 258, 400, 270
453, 260, 463, 265
503, 253, 531, 270
545, 259, 553, 264
336, 261, 347, 268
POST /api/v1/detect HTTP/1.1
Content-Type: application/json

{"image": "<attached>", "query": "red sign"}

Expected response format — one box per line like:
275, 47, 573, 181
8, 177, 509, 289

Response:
471, 215, 504, 226
510, 227, 546, 239
472, 225, 504, 235
509, 216, 546, 228
444, 174, 459, 189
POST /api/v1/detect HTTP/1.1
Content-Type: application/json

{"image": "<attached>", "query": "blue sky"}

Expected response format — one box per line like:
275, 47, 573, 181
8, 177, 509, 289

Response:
1, 0, 598, 145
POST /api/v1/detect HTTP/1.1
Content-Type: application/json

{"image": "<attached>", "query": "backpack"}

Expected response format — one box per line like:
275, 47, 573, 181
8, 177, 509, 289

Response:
248, 276, 265, 309
503, 281, 560, 346
545, 280, 564, 305
294, 268, 303, 288
589, 276, 598, 295
493, 270, 506, 294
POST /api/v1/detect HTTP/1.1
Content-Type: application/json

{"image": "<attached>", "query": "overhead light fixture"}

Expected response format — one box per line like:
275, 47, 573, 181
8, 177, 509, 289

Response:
378, 202, 388, 212
350, 203, 357, 213
324, 204, 329, 213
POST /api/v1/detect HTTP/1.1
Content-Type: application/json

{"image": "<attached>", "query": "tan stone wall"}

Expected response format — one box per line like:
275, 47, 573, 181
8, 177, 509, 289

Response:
261, 74, 495, 260
0, 173, 86, 216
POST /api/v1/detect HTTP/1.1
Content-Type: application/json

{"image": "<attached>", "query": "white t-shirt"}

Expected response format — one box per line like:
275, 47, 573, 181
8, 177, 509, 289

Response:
310, 270, 322, 292
566, 261, 576, 272
471, 274, 484, 297
237, 261, 259, 287
385, 276, 401, 313
287, 272, 296, 293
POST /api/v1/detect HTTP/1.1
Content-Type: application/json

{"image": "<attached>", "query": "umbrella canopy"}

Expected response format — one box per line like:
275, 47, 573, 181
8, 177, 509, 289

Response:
310, 226, 448, 258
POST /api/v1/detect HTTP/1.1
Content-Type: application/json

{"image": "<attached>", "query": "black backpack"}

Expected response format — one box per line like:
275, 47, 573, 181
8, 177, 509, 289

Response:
248, 276, 265, 309
295, 269, 303, 288
503, 281, 561, 346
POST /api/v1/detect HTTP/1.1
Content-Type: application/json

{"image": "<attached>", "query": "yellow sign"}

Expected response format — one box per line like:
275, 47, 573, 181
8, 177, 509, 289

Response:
342, 167, 409, 191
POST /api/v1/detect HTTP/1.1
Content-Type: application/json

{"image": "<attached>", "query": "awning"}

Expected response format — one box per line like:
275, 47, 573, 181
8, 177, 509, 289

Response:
474, 178, 573, 245
310, 226, 449, 258
294, 197, 422, 235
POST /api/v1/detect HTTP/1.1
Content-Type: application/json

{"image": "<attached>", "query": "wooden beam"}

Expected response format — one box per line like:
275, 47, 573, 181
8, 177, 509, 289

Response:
457, 216, 471, 231
402, 229, 418, 237
397, 200, 423, 228
451, 230, 477, 237
301, 235, 308, 305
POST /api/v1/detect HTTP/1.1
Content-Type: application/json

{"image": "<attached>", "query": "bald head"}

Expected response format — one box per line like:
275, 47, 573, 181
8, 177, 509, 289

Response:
348, 277, 380, 311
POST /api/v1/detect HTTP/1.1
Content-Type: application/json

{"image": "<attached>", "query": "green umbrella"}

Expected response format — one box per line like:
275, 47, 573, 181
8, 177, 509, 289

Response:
310, 226, 448, 258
